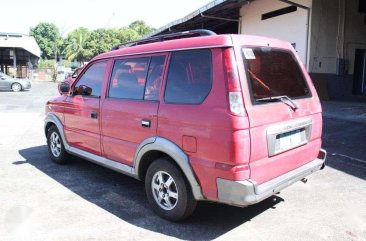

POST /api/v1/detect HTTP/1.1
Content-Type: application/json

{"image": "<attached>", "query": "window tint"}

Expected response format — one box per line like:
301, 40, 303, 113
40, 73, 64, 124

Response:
144, 56, 165, 101
243, 48, 310, 100
74, 61, 107, 97
109, 58, 149, 100
164, 49, 212, 104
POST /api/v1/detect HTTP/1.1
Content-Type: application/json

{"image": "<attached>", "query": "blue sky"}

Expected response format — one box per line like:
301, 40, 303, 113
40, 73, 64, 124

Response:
0, 0, 211, 35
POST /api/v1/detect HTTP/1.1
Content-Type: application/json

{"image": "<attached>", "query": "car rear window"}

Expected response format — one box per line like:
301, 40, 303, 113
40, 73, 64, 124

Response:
243, 47, 310, 100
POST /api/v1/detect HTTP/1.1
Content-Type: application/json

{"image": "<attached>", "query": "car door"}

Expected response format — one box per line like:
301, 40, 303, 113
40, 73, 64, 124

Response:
101, 54, 167, 166
63, 60, 109, 156
0, 73, 10, 89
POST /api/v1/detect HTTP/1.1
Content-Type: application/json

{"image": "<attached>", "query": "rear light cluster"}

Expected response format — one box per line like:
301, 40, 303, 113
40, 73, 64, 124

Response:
223, 48, 245, 116
229, 92, 245, 115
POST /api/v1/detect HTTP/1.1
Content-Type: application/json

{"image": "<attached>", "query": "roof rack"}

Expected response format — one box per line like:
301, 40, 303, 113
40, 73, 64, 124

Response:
110, 29, 216, 51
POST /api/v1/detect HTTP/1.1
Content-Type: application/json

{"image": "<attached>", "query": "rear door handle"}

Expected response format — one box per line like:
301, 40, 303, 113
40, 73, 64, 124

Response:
91, 112, 98, 119
141, 119, 151, 128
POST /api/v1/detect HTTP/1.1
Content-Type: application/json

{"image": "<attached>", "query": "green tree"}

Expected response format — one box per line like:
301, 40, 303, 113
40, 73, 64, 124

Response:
30, 22, 61, 59
129, 20, 155, 37
85, 28, 121, 56
64, 27, 92, 63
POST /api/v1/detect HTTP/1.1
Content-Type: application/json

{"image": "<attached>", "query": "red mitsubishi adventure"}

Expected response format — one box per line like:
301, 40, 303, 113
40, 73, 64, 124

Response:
45, 30, 326, 221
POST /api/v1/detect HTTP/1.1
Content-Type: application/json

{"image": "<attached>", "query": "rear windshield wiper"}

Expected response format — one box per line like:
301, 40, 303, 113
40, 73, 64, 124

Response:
256, 95, 299, 111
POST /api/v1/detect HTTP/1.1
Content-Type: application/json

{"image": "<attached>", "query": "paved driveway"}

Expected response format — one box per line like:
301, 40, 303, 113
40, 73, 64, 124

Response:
0, 82, 365, 241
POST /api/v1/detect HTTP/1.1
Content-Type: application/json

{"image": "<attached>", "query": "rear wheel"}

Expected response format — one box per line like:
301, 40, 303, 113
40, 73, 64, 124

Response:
11, 83, 22, 92
145, 158, 197, 221
47, 125, 70, 164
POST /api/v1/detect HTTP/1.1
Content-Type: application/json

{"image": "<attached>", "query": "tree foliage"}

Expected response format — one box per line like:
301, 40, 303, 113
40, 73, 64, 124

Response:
129, 20, 156, 37
30, 20, 155, 63
30, 22, 61, 59
64, 27, 92, 62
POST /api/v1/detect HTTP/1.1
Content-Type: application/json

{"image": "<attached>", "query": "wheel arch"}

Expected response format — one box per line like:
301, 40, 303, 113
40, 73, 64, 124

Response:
134, 137, 204, 200
44, 113, 70, 150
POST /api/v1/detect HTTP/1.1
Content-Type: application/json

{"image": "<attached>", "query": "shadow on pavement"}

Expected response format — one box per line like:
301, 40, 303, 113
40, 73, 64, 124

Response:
18, 145, 283, 241
322, 117, 366, 180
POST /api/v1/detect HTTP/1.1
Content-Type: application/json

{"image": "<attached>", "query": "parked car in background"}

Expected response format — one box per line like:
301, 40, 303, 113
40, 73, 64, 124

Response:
0, 71, 31, 92
57, 67, 84, 95
45, 30, 326, 221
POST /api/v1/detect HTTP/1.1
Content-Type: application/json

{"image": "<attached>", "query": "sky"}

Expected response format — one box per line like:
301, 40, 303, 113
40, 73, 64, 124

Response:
0, 0, 212, 36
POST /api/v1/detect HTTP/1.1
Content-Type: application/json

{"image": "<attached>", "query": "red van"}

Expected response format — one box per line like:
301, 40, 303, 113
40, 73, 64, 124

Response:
45, 30, 326, 221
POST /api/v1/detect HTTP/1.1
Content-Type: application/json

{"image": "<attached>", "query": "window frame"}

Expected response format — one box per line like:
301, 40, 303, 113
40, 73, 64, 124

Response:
106, 53, 168, 102
163, 48, 213, 105
71, 60, 108, 98
242, 46, 312, 106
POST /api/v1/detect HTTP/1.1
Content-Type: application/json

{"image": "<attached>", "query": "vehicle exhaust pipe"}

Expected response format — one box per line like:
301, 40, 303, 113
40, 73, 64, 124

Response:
301, 178, 308, 183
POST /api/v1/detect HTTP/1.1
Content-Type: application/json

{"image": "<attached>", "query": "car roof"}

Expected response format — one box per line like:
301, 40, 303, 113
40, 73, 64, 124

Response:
92, 34, 293, 61
93, 34, 233, 61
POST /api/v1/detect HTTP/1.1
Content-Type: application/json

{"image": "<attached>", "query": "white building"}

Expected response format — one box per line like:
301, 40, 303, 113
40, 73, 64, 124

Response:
0, 33, 40, 78
150, 0, 366, 100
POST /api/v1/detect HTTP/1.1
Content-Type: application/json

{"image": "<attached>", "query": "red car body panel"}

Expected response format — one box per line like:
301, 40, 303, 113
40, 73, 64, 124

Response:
46, 34, 325, 204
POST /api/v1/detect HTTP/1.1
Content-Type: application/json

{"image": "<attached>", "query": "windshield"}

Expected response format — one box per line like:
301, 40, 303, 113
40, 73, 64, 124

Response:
243, 47, 310, 100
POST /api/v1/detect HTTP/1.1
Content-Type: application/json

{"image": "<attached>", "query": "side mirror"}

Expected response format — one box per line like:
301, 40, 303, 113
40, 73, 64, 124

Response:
76, 85, 92, 96
59, 81, 70, 94
1, 76, 6, 80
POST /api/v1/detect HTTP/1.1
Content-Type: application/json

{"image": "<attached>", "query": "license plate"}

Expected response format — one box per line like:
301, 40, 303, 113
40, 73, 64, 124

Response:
278, 129, 302, 151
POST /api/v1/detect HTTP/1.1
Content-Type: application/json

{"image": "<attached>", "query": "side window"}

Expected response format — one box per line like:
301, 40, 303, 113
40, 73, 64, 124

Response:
74, 61, 107, 97
109, 58, 149, 100
144, 56, 166, 101
164, 49, 212, 104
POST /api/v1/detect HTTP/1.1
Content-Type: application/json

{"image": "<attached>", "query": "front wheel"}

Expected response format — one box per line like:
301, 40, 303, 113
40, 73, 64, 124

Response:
11, 83, 22, 92
145, 158, 197, 221
47, 125, 70, 164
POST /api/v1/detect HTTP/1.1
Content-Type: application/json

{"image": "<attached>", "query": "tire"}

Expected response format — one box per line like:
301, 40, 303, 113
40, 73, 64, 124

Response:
47, 125, 70, 164
145, 158, 197, 221
11, 82, 22, 92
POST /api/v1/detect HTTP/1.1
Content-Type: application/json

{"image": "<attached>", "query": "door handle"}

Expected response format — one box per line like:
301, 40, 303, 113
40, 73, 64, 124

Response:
91, 112, 98, 119
141, 119, 151, 128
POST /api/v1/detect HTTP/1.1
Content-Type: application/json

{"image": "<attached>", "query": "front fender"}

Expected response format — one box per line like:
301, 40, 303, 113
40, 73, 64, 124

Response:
44, 113, 70, 150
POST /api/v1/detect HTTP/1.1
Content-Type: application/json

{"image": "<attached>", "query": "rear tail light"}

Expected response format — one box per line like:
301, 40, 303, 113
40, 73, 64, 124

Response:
223, 48, 245, 116
229, 92, 245, 115
223, 48, 241, 91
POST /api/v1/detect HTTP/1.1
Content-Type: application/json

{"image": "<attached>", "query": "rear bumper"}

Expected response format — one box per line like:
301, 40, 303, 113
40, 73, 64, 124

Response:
22, 82, 31, 89
216, 149, 326, 207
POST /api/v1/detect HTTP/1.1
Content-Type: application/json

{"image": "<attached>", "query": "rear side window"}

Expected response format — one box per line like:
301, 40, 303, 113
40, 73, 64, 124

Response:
144, 56, 165, 101
74, 61, 107, 97
164, 49, 212, 104
243, 47, 310, 100
109, 56, 166, 101
109, 58, 149, 100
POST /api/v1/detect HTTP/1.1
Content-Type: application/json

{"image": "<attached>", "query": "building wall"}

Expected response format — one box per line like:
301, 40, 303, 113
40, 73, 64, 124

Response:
310, 0, 366, 75
344, 0, 366, 75
310, 0, 366, 100
240, 0, 312, 65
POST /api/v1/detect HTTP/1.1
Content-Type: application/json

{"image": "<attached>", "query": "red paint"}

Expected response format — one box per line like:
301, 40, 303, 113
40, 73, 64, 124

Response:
46, 34, 323, 202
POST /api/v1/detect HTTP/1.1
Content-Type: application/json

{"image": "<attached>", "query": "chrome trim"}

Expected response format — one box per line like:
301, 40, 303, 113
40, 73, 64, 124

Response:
68, 147, 137, 178
134, 137, 204, 200
267, 118, 312, 156
217, 149, 326, 207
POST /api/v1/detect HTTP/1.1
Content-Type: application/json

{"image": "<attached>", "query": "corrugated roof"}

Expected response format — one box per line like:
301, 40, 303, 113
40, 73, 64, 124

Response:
0, 33, 41, 58
147, 0, 249, 37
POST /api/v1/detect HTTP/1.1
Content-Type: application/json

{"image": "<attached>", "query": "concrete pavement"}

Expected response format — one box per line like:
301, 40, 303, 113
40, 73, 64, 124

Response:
0, 82, 365, 241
